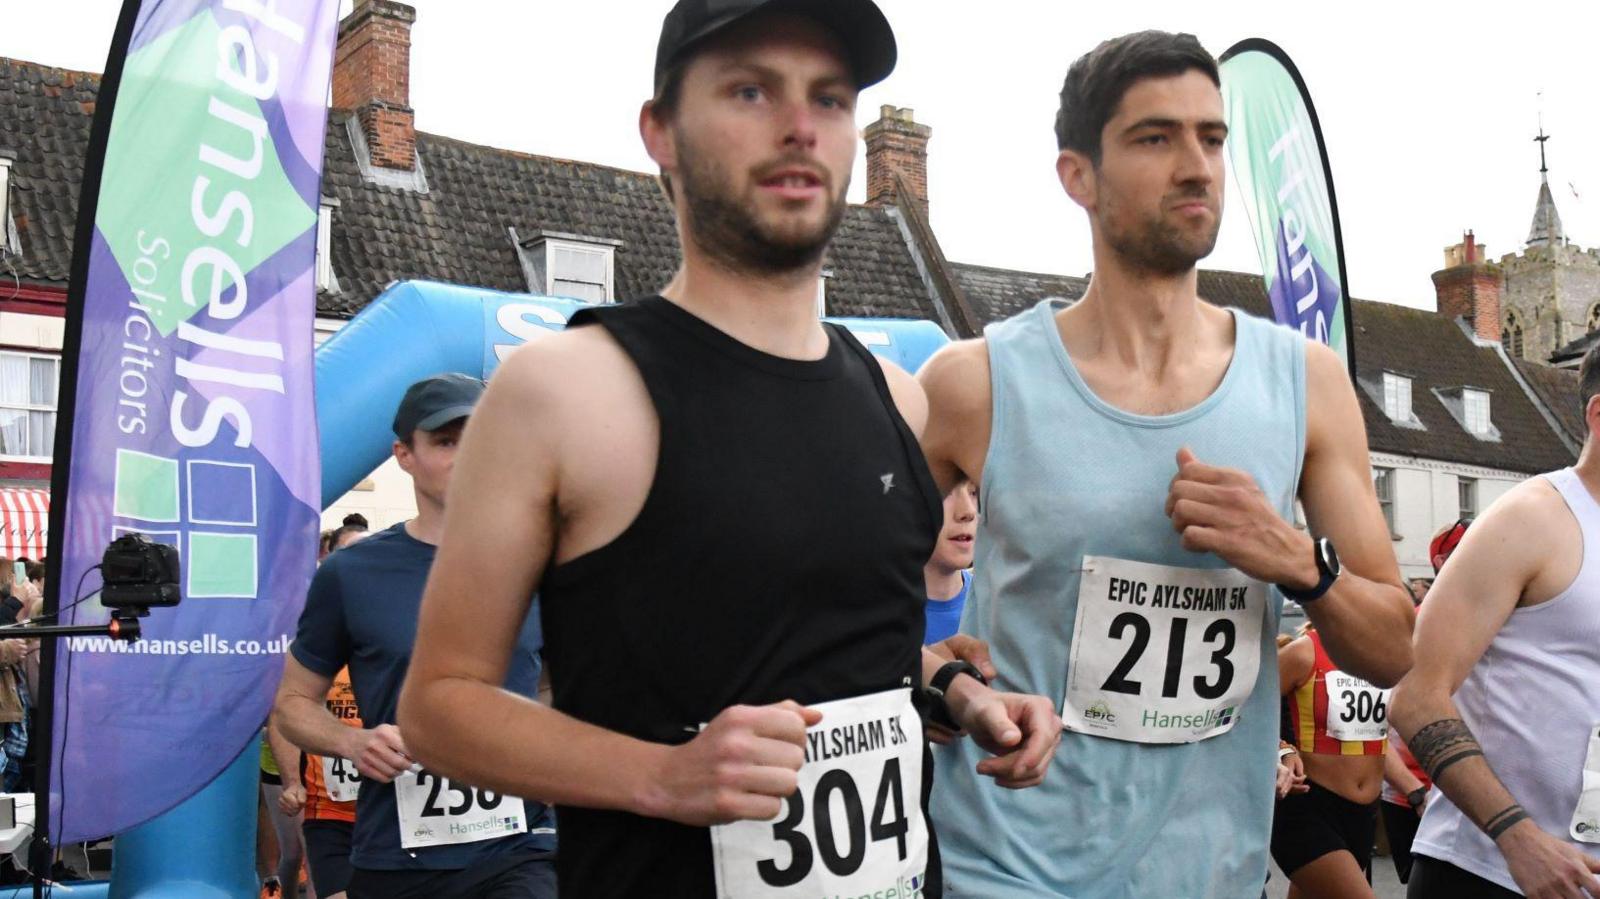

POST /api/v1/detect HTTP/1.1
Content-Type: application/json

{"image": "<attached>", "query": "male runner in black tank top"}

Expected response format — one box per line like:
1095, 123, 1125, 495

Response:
396, 1, 1063, 896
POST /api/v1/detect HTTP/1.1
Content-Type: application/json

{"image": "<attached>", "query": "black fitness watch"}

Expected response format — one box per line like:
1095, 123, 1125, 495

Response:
1407, 787, 1428, 811
926, 660, 988, 730
1280, 537, 1341, 604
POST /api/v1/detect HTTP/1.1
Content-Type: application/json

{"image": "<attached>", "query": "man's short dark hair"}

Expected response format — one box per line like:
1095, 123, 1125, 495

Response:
1578, 339, 1600, 421
1054, 30, 1219, 164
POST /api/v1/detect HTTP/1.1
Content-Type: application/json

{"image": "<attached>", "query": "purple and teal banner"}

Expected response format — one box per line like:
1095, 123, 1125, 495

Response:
45, 0, 339, 843
1220, 39, 1354, 373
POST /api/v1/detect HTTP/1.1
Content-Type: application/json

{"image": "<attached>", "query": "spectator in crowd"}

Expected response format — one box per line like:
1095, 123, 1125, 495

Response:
924, 479, 978, 645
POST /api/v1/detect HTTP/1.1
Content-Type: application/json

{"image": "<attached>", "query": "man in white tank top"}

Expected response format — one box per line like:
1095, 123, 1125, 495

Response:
1391, 342, 1600, 897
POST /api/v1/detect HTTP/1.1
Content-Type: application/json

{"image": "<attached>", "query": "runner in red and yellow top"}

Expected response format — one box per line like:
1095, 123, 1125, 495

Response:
299, 667, 363, 899
1272, 626, 1391, 898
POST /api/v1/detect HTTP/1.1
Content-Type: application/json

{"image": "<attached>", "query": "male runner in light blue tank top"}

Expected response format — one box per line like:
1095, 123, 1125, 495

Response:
916, 31, 1416, 898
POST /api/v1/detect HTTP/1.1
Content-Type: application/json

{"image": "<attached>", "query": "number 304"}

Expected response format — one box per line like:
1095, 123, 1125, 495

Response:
757, 759, 910, 887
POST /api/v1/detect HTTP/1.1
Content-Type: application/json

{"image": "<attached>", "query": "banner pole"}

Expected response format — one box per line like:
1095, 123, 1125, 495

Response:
32, 1, 144, 894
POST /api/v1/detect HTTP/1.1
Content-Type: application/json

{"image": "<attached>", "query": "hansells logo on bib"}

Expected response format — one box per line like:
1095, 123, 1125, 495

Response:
1140, 705, 1238, 731
827, 870, 927, 899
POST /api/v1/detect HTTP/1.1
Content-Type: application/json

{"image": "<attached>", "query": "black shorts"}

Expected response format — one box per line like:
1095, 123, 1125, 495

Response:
1380, 799, 1423, 883
1271, 780, 1379, 876
302, 819, 354, 895
347, 849, 555, 899
1408, 854, 1520, 898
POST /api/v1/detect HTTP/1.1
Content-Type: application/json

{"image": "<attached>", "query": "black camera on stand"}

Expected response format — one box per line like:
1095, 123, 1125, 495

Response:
6, 532, 182, 643
100, 533, 182, 613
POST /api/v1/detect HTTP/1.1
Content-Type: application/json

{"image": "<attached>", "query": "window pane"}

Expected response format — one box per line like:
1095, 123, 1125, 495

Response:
31, 357, 59, 407
1398, 378, 1411, 420
552, 246, 606, 283
1383, 375, 1398, 418
553, 279, 606, 303
0, 408, 26, 455
0, 355, 28, 405
29, 410, 52, 456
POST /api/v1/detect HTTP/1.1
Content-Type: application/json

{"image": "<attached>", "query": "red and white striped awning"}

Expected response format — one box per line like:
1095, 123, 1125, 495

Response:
0, 488, 49, 560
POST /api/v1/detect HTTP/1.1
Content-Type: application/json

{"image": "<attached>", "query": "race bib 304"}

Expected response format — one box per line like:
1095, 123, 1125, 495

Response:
711, 688, 929, 898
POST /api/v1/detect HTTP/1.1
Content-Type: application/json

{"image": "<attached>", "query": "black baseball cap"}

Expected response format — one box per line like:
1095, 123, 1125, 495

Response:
654, 0, 897, 93
392, 373, 485, 439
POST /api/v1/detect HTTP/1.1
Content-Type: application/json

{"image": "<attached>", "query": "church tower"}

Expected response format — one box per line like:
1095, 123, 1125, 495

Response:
1497, 127, 1600, 363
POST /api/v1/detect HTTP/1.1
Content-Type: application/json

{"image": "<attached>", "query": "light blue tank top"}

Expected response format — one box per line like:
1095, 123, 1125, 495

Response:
931, 299, 1306, 898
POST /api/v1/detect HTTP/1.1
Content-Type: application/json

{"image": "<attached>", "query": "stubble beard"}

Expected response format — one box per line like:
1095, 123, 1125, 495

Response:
1102, 189, 1222, 278
675, 133, 847, 278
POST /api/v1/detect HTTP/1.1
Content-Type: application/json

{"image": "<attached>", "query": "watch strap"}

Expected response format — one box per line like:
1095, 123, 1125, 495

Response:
926, 660, 987, 730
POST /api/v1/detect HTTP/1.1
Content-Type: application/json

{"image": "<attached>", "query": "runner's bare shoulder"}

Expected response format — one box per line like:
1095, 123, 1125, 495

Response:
917, 338, 992, 420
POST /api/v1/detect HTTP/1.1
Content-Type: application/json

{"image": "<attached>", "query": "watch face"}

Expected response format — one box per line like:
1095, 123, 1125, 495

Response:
1319, 538, 1341, 578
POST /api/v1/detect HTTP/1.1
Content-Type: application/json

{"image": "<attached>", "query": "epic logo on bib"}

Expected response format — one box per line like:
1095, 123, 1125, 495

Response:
1064, 556, 1266, 744
1324, 672, 1389, 743
711, 688, 928, 898
394, 769, 528, 850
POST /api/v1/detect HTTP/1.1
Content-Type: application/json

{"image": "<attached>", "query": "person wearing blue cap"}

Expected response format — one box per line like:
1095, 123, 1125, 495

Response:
275, 374, 558, 899
396, 2, 1062, 896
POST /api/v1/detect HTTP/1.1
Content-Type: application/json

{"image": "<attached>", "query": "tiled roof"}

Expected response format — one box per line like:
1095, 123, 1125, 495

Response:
1512, 357, 1585, 449
1550, 329, 1596, 366
951, 262, 1087, 325
0, 58, 100, 285
1, 56, 940, 324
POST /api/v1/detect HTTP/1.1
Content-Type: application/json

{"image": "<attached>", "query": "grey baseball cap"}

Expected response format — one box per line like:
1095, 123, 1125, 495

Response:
392, 373, 486, 438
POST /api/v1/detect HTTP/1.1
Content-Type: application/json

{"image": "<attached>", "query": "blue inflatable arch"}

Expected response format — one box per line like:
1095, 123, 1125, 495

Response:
314, 280, 953, 501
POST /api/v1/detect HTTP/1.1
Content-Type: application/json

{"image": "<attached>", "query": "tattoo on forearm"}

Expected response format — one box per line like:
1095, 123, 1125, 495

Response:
1484, 804, 1530, 840
1410, 719, 1486, 782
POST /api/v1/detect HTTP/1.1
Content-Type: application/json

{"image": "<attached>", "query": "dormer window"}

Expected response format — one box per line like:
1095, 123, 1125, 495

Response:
1463, 388, 1491, 436
316, 197, 340, 293
514, 230, 622, 304
0, 151, 15, 256
1382, 372, 1412, 422
1433, 385, 1499, 441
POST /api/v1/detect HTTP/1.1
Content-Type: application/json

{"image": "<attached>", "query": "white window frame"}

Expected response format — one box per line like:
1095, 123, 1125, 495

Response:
1458, 476, 1478, 520
1373, 466, 1396, 536
1463, 388, 1492, 436
315, 197, 340, 294
540, 238, 614, 303
1381, 372, 1412, 423
0, 152, 15, 256
0, 349, 61, 463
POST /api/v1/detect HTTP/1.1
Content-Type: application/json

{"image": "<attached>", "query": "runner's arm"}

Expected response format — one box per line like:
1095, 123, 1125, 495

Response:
398, 338, 818, 826
1382, 737, 1425, 801
265, 715, 302, 791
1277, 634, 1313, 698
273, 656, 358, 762
1293, 343, 1414, 687
1390, 486, 1600, 894
916, 340, 992, 496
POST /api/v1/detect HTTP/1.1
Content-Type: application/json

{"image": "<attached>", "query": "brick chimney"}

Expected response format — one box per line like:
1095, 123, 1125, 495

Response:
1432, 230, 1503, 343
864, 105, 931, 218
332, 0, 416, 171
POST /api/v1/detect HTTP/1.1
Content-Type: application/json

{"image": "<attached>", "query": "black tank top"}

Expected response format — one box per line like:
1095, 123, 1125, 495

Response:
541, 296, 942, 896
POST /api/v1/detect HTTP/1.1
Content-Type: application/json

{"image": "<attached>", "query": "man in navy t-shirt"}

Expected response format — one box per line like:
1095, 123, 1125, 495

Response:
273, 374, 556, 899
924, 479, 978, 645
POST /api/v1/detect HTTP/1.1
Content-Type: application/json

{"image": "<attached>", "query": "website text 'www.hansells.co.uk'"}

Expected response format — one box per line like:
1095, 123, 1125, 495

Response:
67, 634, 292, 656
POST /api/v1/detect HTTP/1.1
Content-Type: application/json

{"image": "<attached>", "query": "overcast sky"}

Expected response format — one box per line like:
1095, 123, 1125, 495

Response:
6, 1, 1596, 310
